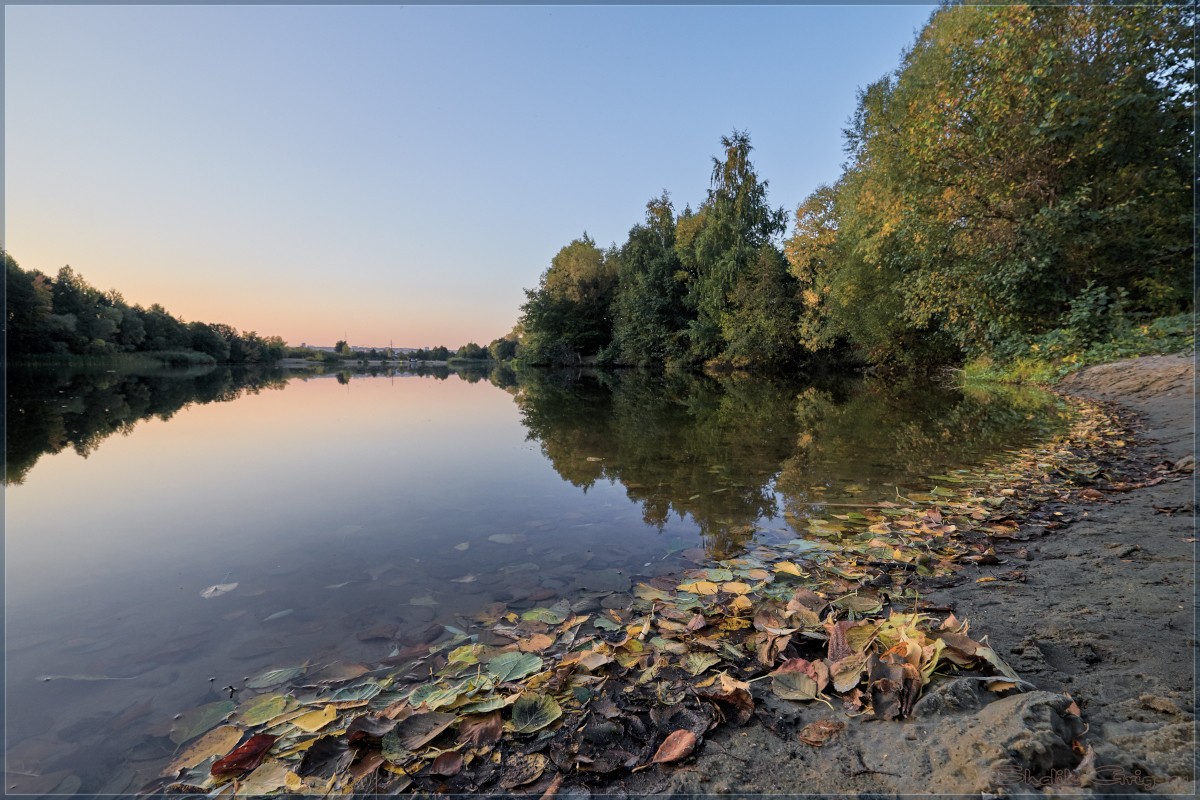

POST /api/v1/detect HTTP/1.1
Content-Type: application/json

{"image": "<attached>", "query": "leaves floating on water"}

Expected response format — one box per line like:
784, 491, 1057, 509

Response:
200, 583, 238, 599
211, 733, 277, 778
162, 725, 242, 776
246, 665, 307, 690
169, 700, 235, 745
487, 652, 543, 683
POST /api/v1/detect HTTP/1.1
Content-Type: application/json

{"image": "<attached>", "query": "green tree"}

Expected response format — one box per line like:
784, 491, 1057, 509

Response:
611, 193, 690, 366
718, 245, 801, 370
799, 4, 1193, 365
518, 234, 617, 365
675, 132, 786, 364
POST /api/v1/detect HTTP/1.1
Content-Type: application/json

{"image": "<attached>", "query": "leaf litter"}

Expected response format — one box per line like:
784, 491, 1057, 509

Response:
143, 396, 1126, 795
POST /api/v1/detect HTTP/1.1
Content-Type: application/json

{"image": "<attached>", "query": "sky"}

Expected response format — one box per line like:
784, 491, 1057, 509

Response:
4, 4, 936, 349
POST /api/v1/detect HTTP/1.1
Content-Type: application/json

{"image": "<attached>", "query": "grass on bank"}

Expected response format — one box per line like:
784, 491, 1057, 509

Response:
961, 312, 1195, 385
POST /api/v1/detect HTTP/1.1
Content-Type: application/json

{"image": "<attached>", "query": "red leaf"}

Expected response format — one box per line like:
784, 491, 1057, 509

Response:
211, 734, 277, 778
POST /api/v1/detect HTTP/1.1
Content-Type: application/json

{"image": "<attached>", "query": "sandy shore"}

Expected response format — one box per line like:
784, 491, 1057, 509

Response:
606, 354, 1194, 798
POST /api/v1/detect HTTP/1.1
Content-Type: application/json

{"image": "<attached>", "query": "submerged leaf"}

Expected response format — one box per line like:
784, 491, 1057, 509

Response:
200, 583, 238, 599
162, 725, 242, 775
770, 671, 819, 701
170, 700, 235, 745
798, 719, 845, 747
246, 665, 306, 690
457, 710, 503, 747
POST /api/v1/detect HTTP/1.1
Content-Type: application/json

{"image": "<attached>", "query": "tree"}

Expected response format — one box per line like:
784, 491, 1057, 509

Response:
518, 234, 618, 365
611, 193, 690, 366
675, 132, 786, 364
334, 339, 351, 355
718, 245, 801, 369
801, 3, 1194, 364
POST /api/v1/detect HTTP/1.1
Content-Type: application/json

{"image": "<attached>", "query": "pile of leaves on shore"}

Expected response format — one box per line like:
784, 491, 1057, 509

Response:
147, 396, 1132, 796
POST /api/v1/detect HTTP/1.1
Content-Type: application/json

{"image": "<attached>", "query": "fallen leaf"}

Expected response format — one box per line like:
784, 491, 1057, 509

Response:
200, 583, 238, 599
170, 700, 235, 745
498, 752, 547, 789
677, 580, 719, 596
651, 729, 697, 764
291, 704, 338, 733
457, 711, 502, 746
246, 665, 306, 689
429, 751, 463, 776
393, 711, 456, 750
488, 652, 544, 682
510, 693, 562, 734
234, 694, 293, 726
798, 719, 845, 747
211, 733, 277, 778
297, 736, 352, 779
162, 725, 242, 775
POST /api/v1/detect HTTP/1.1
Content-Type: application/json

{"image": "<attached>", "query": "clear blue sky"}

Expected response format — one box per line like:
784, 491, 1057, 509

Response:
5, 4, 935, 348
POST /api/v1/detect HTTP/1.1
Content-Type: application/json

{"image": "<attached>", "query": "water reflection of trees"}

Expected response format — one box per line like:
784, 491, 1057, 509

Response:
507, 370, 807, 557
5, 366, 292, 484
502, 370, 1067, 559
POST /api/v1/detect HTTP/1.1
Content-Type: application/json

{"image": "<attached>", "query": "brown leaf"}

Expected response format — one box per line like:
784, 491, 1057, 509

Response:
211, 733, 277, 778
429, 751, 463, 777
826, 619, 853, 661
347, 713, 399, 744
393, 711, 456, 750
349, 751, 384, 784
798, 719, 845, 747
519, 633, 556, 653
697, 681, 754, 726
457, 711, 502, 747
773, 657, 829, 693
651, 729, 698, 764
498, 752, 547, 789
685, 613, 707, 632
1078, 488, 1104, 502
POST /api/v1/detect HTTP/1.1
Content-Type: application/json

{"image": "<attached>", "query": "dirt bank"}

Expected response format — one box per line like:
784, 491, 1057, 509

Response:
602, 354, 1194, 798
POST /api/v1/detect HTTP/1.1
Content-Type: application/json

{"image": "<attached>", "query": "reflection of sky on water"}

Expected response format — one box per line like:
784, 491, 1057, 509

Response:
3, 368, 1067, 793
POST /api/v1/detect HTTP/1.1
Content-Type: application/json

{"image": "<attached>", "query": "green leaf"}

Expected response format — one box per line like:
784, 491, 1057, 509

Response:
246, 665, 306, 689
705, 568, 734, 582
487, 652, 543, 683
520, 599, 571, 625
509, 694, 562, 734
170, 700, 235, 745
683, 652, 721, 676
235, 693, 293, 726
327, 680, 382, 703
593, 616, 623, 632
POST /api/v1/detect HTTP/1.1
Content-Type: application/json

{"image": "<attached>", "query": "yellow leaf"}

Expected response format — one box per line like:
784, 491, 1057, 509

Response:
722, 581, 751, 595
678, 580, 720, 595
745, 569, 771, 581
291, 704, 337, 733
774, 562, 805, 577
975, 577, 998, 584
285, 770, 303, 791
161, 725, 243, 776
729, 595, 753, 612
720, 617, 751, 631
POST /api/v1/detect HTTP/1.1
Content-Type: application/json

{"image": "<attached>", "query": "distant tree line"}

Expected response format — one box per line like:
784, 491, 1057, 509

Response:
5, 253, 286, 364
504, 3, 1192, 372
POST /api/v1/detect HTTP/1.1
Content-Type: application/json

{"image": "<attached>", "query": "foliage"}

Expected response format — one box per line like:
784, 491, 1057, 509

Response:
5, 252, 288, 364
786, 3, 1194, 367
610, 193, 689, 367
962, 312, 1196, 385
517, 234, 617, 365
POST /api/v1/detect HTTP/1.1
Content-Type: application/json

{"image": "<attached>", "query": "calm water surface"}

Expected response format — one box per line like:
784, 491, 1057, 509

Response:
4, 365, 1069, 794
